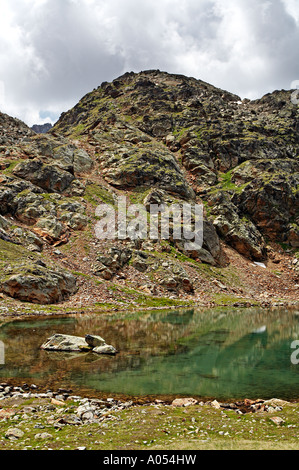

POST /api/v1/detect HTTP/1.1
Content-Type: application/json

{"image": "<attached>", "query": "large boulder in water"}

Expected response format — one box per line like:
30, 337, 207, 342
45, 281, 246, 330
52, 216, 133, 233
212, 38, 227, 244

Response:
40, 334, 91, 352
41, 333, 118, 355
85, 334, 106, 348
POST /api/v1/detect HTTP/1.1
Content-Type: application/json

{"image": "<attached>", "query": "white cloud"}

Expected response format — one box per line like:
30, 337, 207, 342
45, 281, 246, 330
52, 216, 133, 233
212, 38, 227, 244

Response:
0, 0, 298, 125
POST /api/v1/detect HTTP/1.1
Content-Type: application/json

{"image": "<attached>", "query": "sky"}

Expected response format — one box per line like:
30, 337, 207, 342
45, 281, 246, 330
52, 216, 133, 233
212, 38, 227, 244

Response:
0, 0, 298, 126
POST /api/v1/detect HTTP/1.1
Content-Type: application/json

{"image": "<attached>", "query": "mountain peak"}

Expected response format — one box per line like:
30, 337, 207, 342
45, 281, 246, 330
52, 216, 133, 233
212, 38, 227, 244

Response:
31, 123, 53, 134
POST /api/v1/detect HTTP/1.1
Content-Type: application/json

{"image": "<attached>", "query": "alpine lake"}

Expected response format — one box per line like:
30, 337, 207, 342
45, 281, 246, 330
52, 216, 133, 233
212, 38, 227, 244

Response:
0, 306, 298, 403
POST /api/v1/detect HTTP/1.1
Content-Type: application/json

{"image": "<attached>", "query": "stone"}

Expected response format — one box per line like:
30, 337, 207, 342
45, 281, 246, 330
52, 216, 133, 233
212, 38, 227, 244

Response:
93, 344, 118, 355
175, 219, 228, 267
132, 258, 149, 273
51, 398, 65, 406
85, 334, 106, 348
171, 398, 198, 407
161, 277, 178, 291
5, 428, 24, 440
143, 189, 166, 211
35, 432, 54, 440
210, 400, 221, 409
62, 414, 82, 425
35, 217, 65, 240
73, 149, 94, 173
1, 265, 77, 304
41, 333, 117, 355
95, 247, 132, 279
181, 277, 194, 293
269, 417, 285, 426
0, 409, 16, 420
102, 145, 195, 200
0, 215, 11, 231
264, 398, 290, 407
13, 159, 74, 193
66, 213, 88, 231
76, 404, 97, 421
210, 192, 267, 261
41, 334, 91, 352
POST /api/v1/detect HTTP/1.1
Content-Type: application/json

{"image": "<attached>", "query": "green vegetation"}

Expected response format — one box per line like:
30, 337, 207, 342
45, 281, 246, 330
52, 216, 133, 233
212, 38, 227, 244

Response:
2, 159, 24, 174
84, 183, 115, 207
108, 284, 192, 309
211, 293, 258, 307
218, 170, 249, 194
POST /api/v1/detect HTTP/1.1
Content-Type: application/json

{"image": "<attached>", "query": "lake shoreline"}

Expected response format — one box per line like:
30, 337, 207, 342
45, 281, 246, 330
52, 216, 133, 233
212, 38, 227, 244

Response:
0, 383, 298, 451
1, 380, 298, 407
0, 298, 298, 320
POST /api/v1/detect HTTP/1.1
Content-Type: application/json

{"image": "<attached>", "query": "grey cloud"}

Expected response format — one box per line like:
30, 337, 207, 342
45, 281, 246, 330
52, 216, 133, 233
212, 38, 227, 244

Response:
0, 0, 298, 125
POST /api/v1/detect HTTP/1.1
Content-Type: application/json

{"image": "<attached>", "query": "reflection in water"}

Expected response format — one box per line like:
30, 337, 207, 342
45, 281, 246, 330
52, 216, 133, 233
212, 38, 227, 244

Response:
0, 307, 298, 400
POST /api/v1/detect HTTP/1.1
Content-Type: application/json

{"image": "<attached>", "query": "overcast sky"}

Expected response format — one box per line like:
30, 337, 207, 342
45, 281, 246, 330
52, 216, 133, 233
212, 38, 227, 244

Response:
0, 0, 298, 126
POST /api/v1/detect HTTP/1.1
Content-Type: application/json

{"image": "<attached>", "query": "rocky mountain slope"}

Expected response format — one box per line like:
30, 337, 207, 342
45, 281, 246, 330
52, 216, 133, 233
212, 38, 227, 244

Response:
0, 70, 298, 313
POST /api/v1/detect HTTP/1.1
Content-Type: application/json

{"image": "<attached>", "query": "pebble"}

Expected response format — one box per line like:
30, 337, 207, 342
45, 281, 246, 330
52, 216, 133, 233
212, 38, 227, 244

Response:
270, 417, 285, 426
0, 385, 135, 429
35, 432, 54, 440
5, 428, 25, 440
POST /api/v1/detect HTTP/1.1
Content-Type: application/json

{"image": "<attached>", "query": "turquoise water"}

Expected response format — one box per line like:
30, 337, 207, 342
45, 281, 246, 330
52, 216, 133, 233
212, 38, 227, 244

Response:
0, 306, 298, 400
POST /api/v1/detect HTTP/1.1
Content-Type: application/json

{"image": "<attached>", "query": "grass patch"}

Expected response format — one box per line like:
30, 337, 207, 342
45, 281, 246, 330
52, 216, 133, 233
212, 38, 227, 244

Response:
109, 284, 191, 309
211, 293, 258, 306
84, 184, 115, 207
2, 159, 24, 174
218, 170, 248, 193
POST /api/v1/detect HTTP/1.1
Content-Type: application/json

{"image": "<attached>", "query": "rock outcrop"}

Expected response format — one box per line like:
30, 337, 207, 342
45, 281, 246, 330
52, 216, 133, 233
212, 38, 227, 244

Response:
1, 262, 77, 304
53, 70, 299, 261
0, 70, 298, 307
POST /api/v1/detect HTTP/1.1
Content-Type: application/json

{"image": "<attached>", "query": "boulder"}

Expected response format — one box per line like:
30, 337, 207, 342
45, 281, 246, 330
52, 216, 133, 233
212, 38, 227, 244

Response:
41, 333, 118, 355
40, 334, 91, 352
35, 217, 65, 240
5, 428, 24, 440
132, 257, 149, 273
102, 145, 195, 200
85, 334, 106, 348
229, 159, 299, 248
1, 265, 77, 304
73, 149, 94, 174
174, 219, 228, 266
0, 215, 11, 230
171, 398, 198, 407
158, 263, 194, 293
0, 178, 43, 216
13, 159, 74, 193
143, 189, 166, 211
95, 247, 132, 279
93, 344, 118, 355
213, 213, 266, 261
269, 417, 285, 426
14, 192, 56, 225
209, 191, 267, 261
35, 432, 54, 440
